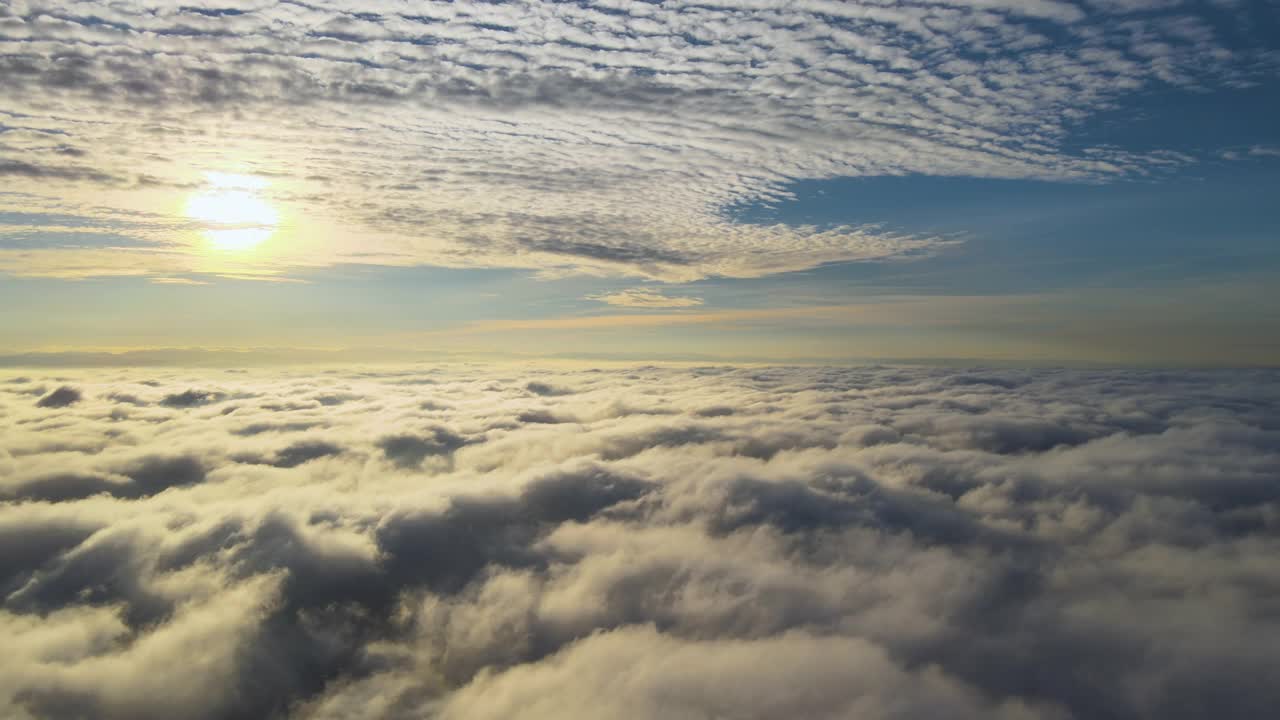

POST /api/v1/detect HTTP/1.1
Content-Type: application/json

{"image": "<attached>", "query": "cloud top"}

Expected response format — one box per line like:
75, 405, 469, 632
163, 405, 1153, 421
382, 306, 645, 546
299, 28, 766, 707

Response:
2, 364, 1279, 718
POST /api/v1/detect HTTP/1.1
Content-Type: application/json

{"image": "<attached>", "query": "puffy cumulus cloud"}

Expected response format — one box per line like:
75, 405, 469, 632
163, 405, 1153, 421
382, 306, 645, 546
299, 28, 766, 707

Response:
435, 626, 1060, 720
1, 363, 1280, 719
1, 1, 1274, 281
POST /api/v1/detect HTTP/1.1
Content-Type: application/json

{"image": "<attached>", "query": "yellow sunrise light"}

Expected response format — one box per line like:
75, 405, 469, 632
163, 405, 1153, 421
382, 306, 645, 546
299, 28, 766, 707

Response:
185, 173, 279, 251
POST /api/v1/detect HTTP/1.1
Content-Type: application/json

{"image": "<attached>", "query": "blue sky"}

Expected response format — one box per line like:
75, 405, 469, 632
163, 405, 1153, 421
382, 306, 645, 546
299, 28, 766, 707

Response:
1, 0, 1278, 364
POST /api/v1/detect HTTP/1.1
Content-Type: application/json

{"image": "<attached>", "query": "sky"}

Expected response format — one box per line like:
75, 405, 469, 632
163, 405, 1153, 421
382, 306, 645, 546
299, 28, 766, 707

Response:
4, 5, 1280, 715
2, 0, 1280, 364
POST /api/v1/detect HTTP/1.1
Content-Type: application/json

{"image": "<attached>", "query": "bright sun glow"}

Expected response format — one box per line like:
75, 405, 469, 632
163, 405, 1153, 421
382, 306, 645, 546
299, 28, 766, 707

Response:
185, 173, 279, 251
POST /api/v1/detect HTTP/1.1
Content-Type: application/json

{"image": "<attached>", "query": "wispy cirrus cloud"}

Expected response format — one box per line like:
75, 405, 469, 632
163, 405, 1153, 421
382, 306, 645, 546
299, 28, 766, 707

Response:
148, 277, 210, 286
586, 287, 704, 308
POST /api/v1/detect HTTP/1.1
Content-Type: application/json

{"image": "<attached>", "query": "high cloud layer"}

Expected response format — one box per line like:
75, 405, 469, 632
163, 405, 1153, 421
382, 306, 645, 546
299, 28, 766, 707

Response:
2, 1, 1276, 280
2, 364, 1279, 719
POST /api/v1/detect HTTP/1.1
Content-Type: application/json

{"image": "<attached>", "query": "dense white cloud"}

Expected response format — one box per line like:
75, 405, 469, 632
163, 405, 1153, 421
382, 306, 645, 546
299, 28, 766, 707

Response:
1, 364, 1278, 718
0, 0, 1273, 280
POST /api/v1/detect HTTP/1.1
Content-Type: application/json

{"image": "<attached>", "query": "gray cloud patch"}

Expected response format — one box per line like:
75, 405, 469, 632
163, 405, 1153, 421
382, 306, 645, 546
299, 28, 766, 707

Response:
233, 441, 344, 469
36, 385, 82, 408
525, 381, 573, 397
0, 364, 1278, 719
8, 455, 207, 503
0, 159, 118, 184
378, 426, 470, 469
160, 389, 225, 408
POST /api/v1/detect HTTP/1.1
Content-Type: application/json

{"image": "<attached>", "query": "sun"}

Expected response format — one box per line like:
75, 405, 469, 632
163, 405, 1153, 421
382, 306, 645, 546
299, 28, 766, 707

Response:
185, 173, 280, 251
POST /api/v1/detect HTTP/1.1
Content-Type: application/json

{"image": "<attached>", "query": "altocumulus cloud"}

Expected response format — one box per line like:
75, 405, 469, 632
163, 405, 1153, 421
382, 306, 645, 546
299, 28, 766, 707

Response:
1, 365, 1279, 719
1, 1, 1275, 280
